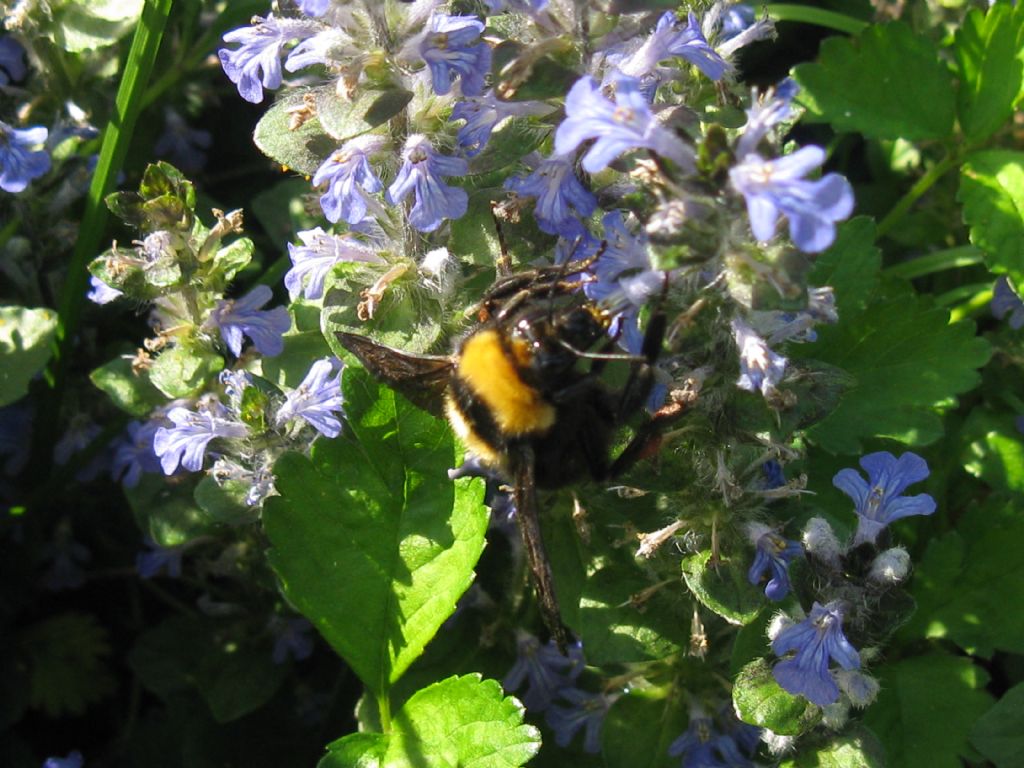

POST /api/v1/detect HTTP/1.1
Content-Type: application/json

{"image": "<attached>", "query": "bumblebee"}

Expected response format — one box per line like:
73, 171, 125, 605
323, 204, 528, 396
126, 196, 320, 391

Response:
337, 254, 682, 649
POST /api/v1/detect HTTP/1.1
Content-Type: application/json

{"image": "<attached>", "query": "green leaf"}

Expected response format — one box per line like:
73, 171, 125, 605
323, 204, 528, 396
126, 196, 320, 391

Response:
21, 612, 115, 717
90, 356, 165, 416
960, 408, 1024, 493
52, 0, 144, 51
263, 369, 488, 694
320, 733, 388, 768
148, 344, 224, 399
385, 674, 540, 768
128, 616, 209, 701
681, 550, 763, 626
733, 659, 819, 736
792, 292, 990, 453
970, 682, 1024, 768
196, 643, 288, 723
578, 564, 688, 665
793, 22, 955, 140
807, 218, 881, 315
959, 150, 1024, 284
211, 238, 254, 285
601, 692, 686, 768
863, 653, 993, 768
898, 500, 1024, 657
253, 90, 339, 176
194, 476, 257, 526
259, 330, 334, 390
125, 473, 215, 546
317, 87, 413, 142
0, 306, 57, 407
953, 4, 1024, 143
778, 725, 886, 768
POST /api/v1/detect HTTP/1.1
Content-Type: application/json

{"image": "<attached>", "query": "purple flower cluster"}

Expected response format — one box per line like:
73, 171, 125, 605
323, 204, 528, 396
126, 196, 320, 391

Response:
0, 120, 50, 193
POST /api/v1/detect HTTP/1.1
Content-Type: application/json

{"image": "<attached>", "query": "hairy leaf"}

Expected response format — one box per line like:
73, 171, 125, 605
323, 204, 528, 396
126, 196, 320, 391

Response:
682, 550, 764, 626
733, 659, 819, 736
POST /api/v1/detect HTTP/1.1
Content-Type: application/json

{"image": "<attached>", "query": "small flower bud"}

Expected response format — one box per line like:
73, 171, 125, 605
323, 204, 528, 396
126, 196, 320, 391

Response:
761, 730, 795, 755
836, 670, 880, 708
820, 701, 849, 730
869, 546, 911, 584
803, 516, 841, 567
766, 611, 794, 642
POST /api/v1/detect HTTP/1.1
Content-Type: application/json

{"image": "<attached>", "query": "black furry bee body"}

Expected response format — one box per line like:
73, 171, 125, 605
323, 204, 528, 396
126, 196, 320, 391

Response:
337, 256, 678, 648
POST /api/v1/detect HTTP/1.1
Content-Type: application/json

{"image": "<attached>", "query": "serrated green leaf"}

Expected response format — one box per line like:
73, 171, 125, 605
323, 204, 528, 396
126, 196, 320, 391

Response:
125, 473, 215, 546
681, 550, 763, 626
897, 500, 1024, 657
959, 151, 1024, 285
385, 674, 540, 768
21, 612, 115, 717
970, 682, 1024, 768
807, 217, 881, 315
792, 293, 990, 453
316, 87, 412, 142
320, 733, 388, 768
793, 23, 955, 141
960, 408, 1024, 493
253, 90, 339, 176
149, 344, 224, 399
263, 370, 488, 694
733, 659, 819, 736
601, 692, 686, 768
90, 356, 165, 416
0, 306, 57, 407
778, 725, 886, 768
578, 564, 688, 665
953, 4, 1024, 143
863, 653, 993, 768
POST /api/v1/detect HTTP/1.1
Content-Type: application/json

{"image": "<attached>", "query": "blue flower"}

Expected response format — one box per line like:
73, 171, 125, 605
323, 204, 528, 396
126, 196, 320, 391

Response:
721, 4, 757, 41
0, 120, 50, 193
545, 688, 616, 754
452, 92, 550, 157
136, 538, 185, 579
86, 275, 123, 304
668, 713, 756, 768
207, 285, 291, 357
992, 276, 1024, 329
43, 751, 83, 768
387, 135, 468, 232
312, 135, 385, 226
730, 145, 854, 253
276, 358, 345, 438
833, 451, 936, 545
285, 228, 385, 300
761, 459, 786, 489
504, 153, 597, 238
747, 524, 802, 600
735, 78, 800, 158
419, 13, 491, 97
0, 35, 26, 85
271, 617, 315, 664
297, 0, 330, 17
218, 15, 319, 103
554, 75, 693, 173
154, 108, 212, 172
112, 420, 163, 488
153, 401, 248, 474
661, 11, 730, 80
731, 318, 786, 396
772, 601, 860, 706
503, 630, 584, 712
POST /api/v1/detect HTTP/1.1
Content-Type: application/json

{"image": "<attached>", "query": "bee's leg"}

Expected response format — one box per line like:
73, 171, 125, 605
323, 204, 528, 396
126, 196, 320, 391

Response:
511, 444, 571, 653
606, 394, 689, 479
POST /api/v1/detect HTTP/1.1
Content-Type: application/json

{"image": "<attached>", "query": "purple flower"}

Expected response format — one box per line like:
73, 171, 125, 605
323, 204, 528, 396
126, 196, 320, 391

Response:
992, 276, 1024, 330
297, 0, 330, 17
746, 524, 802, 600
419, 13, 491, 97
833, 451, 936, 545
503, 631, 584, 712
285, 228, 384, 300
545, 688, 616, 754
218, 15, 319, 103
275, 358, 345, 438
730, 146, 854, 253
668, 714, 756, 768
504, 153, 597, 238
271, 617, 315, 664
721, 4, 757, 40
0, 35, 26, 85
43, 751, 83, 768
554, 75, 693, 173
112, 420, 164, 488
153, 401, 248, 474
154, 108, 212, 172
387, 135, 468, 232
772, 601, 860, 706
452, 92, 551, 157
136, 538, 185, 579
761, 459, 786, 489
0, 120, 50, 193
207, 285, 291, 357
312, 135, 385, 226
731, 318, 786, 396
86, 275, 123, 304
660, 11, 730, 80
735, 79, 799, 158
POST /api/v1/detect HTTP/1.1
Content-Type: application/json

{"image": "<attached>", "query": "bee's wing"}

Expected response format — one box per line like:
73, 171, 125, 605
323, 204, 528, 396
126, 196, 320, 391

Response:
511, 444, 571, 652
336, 332, 453, 418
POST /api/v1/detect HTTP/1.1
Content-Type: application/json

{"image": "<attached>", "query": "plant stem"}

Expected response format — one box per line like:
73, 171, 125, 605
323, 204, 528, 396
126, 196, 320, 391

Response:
377, 689, 392, 733
876, 151, 961, 240
882, 245, 984, 280
766, 4, 869, 34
